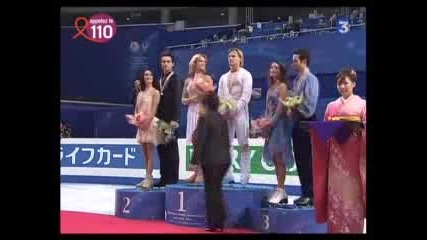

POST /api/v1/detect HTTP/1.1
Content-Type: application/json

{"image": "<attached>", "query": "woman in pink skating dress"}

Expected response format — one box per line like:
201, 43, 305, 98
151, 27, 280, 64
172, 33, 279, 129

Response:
133, 68, 161, 190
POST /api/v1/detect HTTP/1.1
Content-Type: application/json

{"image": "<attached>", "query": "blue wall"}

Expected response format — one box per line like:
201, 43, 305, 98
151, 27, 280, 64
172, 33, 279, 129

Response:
61, 27, 366, 138
61, 26, 164, 104
61, 102, 135, 138
61, 25, 239, 104
172, 29, 366, 107
61, 25, 365, 104
171, 30, 366, 83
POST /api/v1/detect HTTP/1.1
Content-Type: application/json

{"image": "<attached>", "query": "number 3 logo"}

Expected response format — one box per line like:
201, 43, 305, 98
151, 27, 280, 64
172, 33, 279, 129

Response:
338, 20, 350, 34
261, 214, 270, 230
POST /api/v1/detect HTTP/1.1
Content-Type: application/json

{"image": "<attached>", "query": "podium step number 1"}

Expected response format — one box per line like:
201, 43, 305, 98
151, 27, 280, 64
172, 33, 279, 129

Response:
178, 191, 186, 212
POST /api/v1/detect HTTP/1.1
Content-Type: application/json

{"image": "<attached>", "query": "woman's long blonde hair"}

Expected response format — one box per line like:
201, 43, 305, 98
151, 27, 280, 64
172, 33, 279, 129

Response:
188, 53, 208, 78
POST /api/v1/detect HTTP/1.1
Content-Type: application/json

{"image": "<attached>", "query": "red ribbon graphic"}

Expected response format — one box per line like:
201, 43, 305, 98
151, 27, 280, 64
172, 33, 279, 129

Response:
72, 17, 105, 43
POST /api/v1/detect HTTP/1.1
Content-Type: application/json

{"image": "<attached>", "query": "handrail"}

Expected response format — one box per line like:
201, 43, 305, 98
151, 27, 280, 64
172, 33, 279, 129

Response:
61, 23, 241, 29
166, 23, 365, 50
182, 24, 242, 30
60, 22, 175, 29
61, 100, 132, 107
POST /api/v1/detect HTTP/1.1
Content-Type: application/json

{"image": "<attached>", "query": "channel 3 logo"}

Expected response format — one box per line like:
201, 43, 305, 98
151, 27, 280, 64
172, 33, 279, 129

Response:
338, 17, 350, 34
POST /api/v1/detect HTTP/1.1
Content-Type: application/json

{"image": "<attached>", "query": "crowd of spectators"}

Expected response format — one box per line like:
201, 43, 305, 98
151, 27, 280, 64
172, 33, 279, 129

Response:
192, 7, 366, 47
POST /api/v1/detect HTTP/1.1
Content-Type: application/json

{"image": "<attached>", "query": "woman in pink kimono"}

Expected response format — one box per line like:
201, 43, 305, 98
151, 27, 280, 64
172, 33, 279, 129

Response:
311, 68, 366, 233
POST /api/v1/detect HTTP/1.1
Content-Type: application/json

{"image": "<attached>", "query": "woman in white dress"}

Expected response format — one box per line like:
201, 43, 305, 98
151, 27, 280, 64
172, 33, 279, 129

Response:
182, 54, 214, 183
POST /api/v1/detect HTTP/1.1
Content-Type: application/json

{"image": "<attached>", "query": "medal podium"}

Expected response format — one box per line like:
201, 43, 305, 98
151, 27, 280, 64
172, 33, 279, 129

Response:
115, 181, 328, 233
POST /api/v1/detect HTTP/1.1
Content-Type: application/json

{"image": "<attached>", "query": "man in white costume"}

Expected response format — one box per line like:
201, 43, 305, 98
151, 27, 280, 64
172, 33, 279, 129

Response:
218, 48, 253, 185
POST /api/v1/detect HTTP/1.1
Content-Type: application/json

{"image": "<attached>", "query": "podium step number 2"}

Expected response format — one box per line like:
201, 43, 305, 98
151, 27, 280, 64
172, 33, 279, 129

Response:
115, 188, 166, 220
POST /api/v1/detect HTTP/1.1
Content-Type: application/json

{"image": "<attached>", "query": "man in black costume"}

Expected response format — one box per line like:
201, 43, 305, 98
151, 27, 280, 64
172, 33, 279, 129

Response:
153, 51, 182, 187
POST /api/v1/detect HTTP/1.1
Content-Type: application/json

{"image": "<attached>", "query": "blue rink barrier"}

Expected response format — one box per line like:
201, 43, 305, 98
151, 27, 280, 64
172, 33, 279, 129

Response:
165, 183, 273, 228
115, 188, 165, 220
249, 207, 327, 233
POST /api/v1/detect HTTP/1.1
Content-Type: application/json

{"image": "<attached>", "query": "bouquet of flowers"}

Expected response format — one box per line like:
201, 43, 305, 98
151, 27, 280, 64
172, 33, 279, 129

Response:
194, 77, 215, 93
156, 120, 179, 144
280, 95, 304, 108
250, 118, 271, 138
250, 119, 263, 138
218, 98, 237, 116
126, 113, 148, 127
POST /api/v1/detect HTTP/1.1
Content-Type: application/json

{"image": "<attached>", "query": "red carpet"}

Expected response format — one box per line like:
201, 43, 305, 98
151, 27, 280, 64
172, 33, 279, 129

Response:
61, 211, 257, 234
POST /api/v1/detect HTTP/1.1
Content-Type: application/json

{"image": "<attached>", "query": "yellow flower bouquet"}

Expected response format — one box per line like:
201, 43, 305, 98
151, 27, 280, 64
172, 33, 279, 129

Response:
280, 95, 304, 108
218, 98, 237, 116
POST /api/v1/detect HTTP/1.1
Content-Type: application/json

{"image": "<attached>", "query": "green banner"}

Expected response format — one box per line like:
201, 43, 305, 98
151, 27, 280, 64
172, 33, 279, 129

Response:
186, 145, 298, 176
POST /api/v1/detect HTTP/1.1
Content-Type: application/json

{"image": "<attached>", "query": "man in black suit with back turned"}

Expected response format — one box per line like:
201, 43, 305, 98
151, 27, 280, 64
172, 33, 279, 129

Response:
153, 51, 182, 188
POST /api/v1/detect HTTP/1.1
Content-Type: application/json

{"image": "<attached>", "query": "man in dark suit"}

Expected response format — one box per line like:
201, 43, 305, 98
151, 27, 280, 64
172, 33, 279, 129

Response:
194, 93, 231, 232
153, 51, 182, 187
